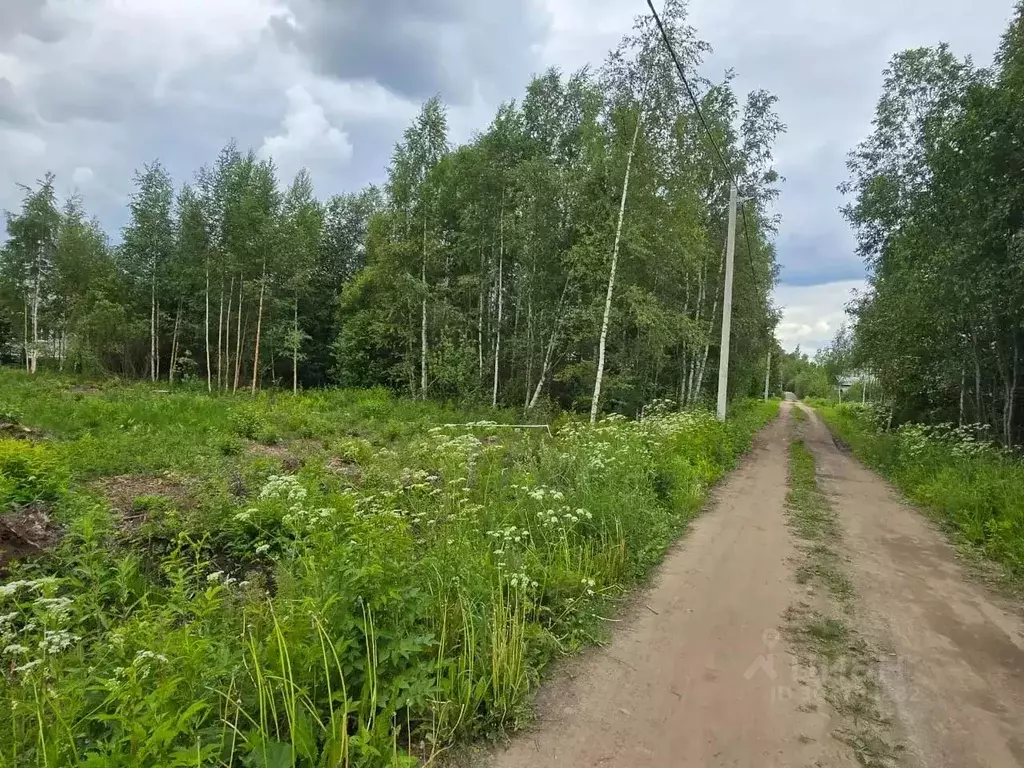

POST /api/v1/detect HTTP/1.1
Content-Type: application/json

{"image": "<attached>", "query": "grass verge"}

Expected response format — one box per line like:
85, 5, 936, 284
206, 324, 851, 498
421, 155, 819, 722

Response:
817, 402, 1024, 589
784, 437, 900, 768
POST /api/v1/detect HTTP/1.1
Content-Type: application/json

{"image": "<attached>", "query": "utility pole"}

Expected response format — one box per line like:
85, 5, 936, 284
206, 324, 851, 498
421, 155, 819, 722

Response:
763, 349, 771, 400
716, 182, 738, 421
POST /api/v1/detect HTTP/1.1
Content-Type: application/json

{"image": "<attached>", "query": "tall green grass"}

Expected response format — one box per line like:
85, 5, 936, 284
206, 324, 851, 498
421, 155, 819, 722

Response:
818, 402, 1024, 578
0, 370, 776, 766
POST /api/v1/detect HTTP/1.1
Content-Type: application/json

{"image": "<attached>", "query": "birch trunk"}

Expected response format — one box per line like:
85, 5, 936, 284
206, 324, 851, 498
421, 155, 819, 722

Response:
217, 273, 226, 390
692, 244, 727, 407
251, 261, 266, 395
205, 260, 212, 392
233, 276, 244, 392
477, 247, 485, 385
149, 269, 156, 381
492, 197, 504, 408
30, 268, 40, 375
292, 295, 299, 394
678, 270, 692, 406
169, 302, 182, 384
23, 297, 29, 373
524, 295, 533, 410
224, 275, 234, 390
685, 256, 708, 406
590, 107, 643, 423
529, 279, 571, 410
420, 218, 428, 401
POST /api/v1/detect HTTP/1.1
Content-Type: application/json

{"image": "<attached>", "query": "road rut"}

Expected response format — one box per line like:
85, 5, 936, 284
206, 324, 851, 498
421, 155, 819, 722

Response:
798, 403, 1024, 768
488, 403, 850, 767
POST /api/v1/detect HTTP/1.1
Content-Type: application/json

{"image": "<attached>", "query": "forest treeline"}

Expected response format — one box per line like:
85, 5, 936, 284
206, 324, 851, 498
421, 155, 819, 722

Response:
842, 3, 1024, 445
0, 3, 780, 416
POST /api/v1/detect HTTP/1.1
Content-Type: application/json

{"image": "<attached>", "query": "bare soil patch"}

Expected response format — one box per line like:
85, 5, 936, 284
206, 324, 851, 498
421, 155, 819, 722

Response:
92, 473, 194, 533
326, 455, 363, 484
0, 422, 43, 440
0, 504, 63, 569
245, 440, 318, 471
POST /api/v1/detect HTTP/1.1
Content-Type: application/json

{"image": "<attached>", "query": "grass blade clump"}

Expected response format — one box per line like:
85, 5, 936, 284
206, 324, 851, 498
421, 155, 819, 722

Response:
0, 370, 776, 766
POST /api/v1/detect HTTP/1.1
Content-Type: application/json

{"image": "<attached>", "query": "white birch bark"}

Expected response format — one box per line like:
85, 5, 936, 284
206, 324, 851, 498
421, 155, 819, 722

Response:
692, 244, 726, 407
233, 276, 243, 392
251, 261, 266, 395
492, 198, 504, 408
149, 264, 156, 381
30, 268, 40, 375
590, 107, 643, 423
420, 218, 428, 400
528, 279, 570, 410
205, 260, 212, 392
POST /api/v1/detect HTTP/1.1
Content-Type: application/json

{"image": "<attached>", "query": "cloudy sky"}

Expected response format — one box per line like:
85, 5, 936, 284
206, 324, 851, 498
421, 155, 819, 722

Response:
1, 0, 1016, 353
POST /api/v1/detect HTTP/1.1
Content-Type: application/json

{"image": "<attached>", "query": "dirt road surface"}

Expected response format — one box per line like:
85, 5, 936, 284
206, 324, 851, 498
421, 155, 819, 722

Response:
487, 402, 1024, 768
489, 403, 853, 768
798, 403, 1024, 768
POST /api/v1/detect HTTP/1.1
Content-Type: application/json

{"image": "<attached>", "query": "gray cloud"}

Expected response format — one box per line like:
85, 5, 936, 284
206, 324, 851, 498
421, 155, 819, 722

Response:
0, 0, 1016, 325
0, 77, 35, 127
0, 0, 70, 43
688, 0, 1015, 295
273, 0, 549, 105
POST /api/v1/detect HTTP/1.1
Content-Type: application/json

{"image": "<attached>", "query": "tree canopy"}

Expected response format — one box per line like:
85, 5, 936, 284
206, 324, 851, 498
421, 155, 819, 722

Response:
842, 3, 1024, 444
0, 4, 782, 416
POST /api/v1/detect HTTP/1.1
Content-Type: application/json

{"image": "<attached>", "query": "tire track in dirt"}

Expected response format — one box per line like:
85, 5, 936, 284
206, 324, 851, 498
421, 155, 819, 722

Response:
487, 403, 854, 767
798, 402, 1024, 768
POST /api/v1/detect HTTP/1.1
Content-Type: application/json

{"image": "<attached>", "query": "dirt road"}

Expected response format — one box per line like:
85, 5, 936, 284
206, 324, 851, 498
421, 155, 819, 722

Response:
488, 402, 1024, 768
798, 403, 1024, 767
489, 403, 851, 767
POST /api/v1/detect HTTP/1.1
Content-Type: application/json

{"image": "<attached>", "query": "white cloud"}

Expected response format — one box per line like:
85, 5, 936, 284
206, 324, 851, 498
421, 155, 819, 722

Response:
260, 85, 353, 182
71, 166, 94, 186
773, 279, 865, 354
0, 0, 1015, 279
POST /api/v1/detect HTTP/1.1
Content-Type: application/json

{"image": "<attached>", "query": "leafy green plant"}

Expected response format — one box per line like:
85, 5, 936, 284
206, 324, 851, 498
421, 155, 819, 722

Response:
0, 439, 66, 507
0, 372, 778, 766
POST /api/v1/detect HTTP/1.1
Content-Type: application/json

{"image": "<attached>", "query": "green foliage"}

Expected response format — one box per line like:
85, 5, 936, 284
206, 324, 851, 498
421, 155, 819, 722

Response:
0, 3, 780, 415
843, 7, 1024, 446
0, 440, 65, 508
819, 402, 1024, 577
0, 372, 775, 766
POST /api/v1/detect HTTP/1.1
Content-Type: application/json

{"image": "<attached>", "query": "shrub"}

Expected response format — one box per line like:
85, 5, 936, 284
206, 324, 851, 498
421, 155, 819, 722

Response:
0, 439, 66, 507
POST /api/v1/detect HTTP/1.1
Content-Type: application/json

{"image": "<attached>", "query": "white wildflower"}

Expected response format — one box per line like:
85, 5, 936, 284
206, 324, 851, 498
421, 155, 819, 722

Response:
35, 597, 74, 618
134, 649, 169, 665
38, 630, 79, 654
0, 581, 33, 598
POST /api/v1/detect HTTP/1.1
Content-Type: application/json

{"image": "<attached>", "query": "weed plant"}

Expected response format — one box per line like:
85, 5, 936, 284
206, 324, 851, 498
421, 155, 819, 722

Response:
0, 370, 776, 766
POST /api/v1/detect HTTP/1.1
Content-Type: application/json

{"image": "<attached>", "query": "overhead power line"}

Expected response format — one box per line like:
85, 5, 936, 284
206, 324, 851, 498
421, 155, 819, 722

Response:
644, 0, 771, 330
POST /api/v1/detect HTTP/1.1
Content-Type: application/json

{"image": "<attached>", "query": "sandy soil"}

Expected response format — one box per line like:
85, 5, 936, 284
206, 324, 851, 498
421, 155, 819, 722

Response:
797, 403, 1024, 768
487, 403, 854, 767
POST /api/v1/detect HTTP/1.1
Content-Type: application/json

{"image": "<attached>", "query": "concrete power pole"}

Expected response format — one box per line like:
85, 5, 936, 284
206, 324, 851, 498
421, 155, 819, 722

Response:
716, 182, 738, 421
763, 349, 771, 400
